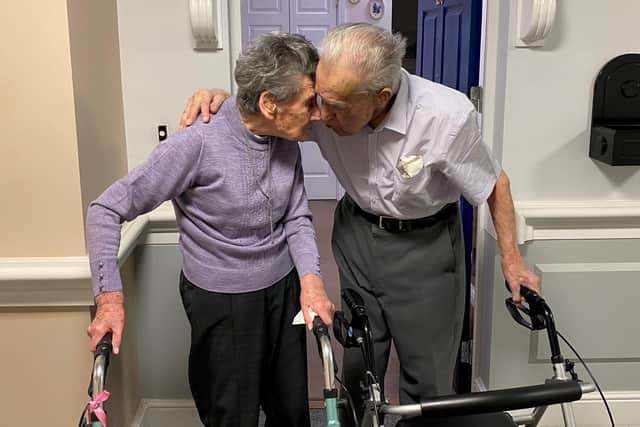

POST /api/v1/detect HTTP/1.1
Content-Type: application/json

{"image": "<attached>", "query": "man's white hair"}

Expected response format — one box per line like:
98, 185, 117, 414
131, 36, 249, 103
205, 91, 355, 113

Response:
319, 23, 407, 95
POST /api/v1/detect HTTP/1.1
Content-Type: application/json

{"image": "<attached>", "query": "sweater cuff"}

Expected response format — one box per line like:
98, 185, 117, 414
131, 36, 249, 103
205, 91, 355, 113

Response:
292, 251, 321, 279
90, 258, 123, 296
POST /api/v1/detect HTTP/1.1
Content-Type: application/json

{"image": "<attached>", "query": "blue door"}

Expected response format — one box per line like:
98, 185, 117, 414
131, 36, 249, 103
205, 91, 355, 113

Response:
416, 0, 482, 393
417, 0, 482, 94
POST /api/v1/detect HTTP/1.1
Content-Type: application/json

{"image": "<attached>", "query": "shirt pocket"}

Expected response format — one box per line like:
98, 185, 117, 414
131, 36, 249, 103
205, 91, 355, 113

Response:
391, 164, 431, 210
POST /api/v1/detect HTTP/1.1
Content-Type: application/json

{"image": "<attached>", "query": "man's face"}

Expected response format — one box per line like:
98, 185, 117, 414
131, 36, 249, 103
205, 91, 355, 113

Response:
274, 75, 319, 141
315, 60, 376, 136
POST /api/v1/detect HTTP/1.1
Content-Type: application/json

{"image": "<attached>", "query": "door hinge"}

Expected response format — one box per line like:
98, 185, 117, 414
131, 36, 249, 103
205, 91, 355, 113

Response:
470, 86, 483, 113
460, 340, 473, 364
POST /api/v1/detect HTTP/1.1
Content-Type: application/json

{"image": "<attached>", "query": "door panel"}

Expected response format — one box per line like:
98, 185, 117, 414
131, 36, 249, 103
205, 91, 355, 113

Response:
417, 0, 481, 94
290, 0, 337, 45
442, 6, 464, 89
416, 7, 442, 81
243, 0, 290, 47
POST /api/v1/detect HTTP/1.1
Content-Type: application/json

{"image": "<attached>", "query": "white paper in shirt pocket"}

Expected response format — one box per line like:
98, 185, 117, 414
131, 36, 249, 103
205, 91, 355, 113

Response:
397, 154, 424, 178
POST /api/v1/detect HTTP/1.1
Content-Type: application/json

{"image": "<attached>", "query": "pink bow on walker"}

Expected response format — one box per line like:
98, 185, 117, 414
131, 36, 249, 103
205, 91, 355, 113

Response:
88, 390, 110, 426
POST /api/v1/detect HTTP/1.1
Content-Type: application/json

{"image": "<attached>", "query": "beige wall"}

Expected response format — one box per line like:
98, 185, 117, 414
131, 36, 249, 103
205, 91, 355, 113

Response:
0, 0, 85, 257
0, 307, 92, 427
0, 1, 129, 426
67, 0, 128, 215
0, 0, 127, 257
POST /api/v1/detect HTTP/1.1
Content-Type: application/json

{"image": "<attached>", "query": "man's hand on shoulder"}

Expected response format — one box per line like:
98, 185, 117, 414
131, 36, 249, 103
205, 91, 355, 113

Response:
180, 88, 232, 128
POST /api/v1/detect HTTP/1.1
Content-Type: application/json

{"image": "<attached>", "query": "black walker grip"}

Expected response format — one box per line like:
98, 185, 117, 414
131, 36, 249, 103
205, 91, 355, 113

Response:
419, 381, 583, 418
87, 332, 113, 398
341, 288, 366, 317
312, 316, 329, 338
520, 286, 544, 307
95, 332, 113, 360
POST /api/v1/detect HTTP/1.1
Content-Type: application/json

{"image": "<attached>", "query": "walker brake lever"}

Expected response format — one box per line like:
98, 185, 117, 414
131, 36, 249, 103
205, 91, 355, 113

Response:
505, 281, 546, 331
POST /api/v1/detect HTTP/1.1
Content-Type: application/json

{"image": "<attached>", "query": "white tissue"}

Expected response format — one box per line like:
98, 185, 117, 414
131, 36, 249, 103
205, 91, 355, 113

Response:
292, 307, 318, 325
398, 154, 424, 178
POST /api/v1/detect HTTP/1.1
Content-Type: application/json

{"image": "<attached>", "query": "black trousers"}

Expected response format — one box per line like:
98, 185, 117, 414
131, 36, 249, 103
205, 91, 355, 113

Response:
179, 270, 310, 427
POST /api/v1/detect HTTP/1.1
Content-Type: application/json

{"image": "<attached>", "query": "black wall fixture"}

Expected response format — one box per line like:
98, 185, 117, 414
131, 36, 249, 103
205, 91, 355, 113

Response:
589, 54, 640, 166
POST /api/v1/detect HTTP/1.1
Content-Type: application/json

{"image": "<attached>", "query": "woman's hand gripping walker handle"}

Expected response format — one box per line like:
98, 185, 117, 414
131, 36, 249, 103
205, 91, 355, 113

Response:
312, 316, 341, 427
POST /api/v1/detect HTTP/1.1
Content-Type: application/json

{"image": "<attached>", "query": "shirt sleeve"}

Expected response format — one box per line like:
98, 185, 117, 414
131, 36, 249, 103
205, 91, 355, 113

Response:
282, 147, 321, 278
441, 110, 502, 206
86, 126, 205, 296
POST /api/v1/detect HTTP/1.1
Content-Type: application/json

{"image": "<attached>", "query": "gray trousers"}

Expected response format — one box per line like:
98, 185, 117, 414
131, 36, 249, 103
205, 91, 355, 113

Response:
332, 195, 466, 419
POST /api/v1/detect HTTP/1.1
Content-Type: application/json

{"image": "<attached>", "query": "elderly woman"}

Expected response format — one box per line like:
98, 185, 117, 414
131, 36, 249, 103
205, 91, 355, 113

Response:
86, 33, 334, 427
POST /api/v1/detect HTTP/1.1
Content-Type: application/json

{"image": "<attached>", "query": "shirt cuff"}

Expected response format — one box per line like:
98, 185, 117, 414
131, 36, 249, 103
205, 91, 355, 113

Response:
90, 258, 123, 296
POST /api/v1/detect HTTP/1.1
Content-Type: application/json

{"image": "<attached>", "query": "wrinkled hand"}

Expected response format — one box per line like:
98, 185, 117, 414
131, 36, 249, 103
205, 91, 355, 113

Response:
87, 291, 125, 354
502, 256, 541, 304
179, 88, 231, 128
300, 274, 335, 330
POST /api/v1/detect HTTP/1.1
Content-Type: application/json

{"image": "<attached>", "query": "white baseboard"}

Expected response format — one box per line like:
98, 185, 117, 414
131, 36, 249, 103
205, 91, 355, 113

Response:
131, 399, 198, 427
129, 393, 640, 427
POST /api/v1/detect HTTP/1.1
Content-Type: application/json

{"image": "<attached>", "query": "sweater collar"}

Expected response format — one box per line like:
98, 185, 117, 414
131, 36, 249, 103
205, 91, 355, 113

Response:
224, 97, 273, 151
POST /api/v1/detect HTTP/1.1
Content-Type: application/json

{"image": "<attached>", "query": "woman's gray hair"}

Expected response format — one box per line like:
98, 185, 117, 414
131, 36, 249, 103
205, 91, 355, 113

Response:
320, 23, 406, 95
235, 32, 318, 115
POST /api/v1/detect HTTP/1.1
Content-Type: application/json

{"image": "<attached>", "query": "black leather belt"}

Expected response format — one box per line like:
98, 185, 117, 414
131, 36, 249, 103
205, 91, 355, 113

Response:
353, 202, 457, 232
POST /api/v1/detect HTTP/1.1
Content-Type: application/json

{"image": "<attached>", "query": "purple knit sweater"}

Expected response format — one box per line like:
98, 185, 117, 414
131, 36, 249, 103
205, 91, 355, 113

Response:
86, 98, 320, 295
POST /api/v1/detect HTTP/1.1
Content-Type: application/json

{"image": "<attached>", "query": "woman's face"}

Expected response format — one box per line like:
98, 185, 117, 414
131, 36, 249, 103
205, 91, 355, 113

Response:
273, 76, 320, 141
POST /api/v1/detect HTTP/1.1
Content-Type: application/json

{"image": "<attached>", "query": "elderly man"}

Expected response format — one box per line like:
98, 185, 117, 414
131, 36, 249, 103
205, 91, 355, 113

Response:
182, 23, 540, 425
87, 33, 334, 427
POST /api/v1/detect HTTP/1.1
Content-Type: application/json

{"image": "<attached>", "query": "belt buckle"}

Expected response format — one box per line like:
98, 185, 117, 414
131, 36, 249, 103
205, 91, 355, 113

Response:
379, 215, 395, 231
379, 216, 408, 232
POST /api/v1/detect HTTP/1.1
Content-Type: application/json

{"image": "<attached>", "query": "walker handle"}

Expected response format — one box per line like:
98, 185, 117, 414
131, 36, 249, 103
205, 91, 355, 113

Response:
419, 381, 586, 417
382, 381, 593, 418
341, 288, 366, 318
505, 281, 547, 331
95, 333, 113, 361
88, 333, 112, 398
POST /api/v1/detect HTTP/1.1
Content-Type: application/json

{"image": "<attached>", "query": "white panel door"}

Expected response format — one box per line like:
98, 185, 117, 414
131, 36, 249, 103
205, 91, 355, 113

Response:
243, 0, 290, 44
242, 0, 340, 199
291, 0, 339, 199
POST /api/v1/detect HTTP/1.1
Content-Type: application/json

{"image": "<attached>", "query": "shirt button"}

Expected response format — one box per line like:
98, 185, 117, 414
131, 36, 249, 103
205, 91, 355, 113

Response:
99, 285, 104, 292
99, 262, 104, 269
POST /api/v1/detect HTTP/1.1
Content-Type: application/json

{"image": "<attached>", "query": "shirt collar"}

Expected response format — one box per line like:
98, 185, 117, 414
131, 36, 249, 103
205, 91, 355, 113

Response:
374, 69, 410, 135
